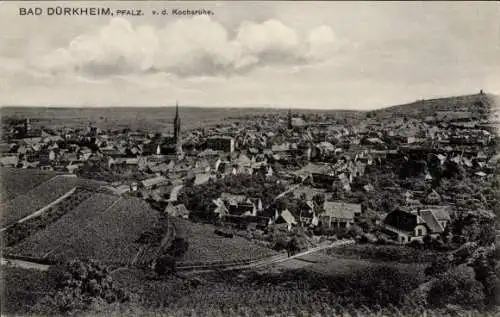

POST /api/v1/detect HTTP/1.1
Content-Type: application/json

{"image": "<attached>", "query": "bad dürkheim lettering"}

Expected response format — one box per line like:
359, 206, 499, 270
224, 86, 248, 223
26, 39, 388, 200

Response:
19, 7, 113, 16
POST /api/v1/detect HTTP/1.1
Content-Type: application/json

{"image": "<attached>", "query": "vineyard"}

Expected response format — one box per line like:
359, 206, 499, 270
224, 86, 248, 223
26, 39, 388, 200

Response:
173, 218, 277, 266
0, 167, 60, 202
3, 188, 93, 247
8, 194, 161, 266
0, 175, 104, 227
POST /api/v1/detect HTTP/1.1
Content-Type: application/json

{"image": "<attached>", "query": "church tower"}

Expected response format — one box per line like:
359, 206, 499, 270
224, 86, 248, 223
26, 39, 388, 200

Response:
173, 101, 183, 157
287, 108, 293, 130
174, 101, 181, 141
24, 118, 31, 134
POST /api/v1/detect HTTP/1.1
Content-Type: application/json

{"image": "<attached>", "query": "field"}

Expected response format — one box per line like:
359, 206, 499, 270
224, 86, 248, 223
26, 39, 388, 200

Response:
8, 193, 160, 265
323, 244, 446, 263
1, 107, 287, 133
0, 106, 360, 134
173, 218, 277, 266
3, 188, 94, 247
0, 173, 105, 228
0, 167, 60, 203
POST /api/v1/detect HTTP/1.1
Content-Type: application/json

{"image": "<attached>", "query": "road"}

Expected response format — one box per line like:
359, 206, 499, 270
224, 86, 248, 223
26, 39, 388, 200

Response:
177, 239, 355, 274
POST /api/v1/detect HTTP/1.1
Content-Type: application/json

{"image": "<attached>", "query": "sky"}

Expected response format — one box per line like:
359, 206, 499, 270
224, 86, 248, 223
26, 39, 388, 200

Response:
0, 1, 499, 109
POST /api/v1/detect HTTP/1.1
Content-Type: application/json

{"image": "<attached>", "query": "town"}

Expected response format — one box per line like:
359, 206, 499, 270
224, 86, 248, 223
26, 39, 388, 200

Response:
1, 93, 497, 240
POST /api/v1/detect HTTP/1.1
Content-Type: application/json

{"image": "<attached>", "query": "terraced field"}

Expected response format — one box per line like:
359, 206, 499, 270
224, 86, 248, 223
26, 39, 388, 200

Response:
173, 218, 277, 266
3, 188, 94, 247
0, 167, 60, 203
9, 194, 160, 266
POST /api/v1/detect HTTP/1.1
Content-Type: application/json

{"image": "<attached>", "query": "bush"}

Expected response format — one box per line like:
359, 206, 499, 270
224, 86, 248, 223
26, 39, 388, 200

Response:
167, 237, 189, 258
155, 256, 176, 276
428, 271, 485, 309
31, 259, 129, 314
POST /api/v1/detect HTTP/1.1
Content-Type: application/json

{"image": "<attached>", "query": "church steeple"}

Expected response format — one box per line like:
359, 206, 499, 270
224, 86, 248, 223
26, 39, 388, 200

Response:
287, 108, 293, 130
174, 101, 180, 141
173, 101, 183, 157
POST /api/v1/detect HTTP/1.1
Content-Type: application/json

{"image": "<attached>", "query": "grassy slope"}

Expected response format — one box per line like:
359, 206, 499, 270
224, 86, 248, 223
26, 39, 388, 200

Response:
173, 218, 277, 265
370, 93, 497, 119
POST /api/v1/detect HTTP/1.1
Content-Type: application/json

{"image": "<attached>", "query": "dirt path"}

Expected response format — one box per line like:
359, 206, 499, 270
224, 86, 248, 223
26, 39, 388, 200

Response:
1, 257, 50, 271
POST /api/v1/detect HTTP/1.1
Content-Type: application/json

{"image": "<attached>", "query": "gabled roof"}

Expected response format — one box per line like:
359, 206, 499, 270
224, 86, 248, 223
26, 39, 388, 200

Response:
194, 173, 211, 185
220, 193, 246, 205
323, 201, 361, 220
141, 175, 168, 188
419, 210, 444, 233
279, 209, 297, 225
426, 206, 451, 221
384, 209, 418, 233
165, 203, 189, 217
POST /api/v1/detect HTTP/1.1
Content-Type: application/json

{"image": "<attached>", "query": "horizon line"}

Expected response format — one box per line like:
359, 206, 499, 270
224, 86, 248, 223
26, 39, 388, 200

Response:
1, 91, 497, 112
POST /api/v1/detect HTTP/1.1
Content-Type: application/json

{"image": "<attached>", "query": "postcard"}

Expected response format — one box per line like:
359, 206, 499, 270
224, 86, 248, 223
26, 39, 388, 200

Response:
1, 1, 499, 316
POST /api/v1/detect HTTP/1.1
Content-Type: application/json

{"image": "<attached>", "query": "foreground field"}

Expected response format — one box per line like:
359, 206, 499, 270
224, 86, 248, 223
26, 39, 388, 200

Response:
8, 193, 160, 265
173, 218, 277, 266
2, 261, 495, 317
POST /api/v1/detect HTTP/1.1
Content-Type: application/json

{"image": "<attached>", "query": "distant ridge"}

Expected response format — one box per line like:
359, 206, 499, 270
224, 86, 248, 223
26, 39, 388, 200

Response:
369, 93, 499, 118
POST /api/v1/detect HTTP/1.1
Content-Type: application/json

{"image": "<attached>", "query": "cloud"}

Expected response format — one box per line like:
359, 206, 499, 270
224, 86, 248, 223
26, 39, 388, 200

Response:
31, 16, 344, 78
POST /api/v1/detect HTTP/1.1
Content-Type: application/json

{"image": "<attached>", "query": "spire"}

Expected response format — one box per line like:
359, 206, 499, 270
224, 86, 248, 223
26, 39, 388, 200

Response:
173, 101, 183, 158
287, 108, 293, 130
174, 101, 180, 141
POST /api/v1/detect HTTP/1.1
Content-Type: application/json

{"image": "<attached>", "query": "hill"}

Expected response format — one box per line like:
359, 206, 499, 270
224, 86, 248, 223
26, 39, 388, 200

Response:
368, 93, 499, 120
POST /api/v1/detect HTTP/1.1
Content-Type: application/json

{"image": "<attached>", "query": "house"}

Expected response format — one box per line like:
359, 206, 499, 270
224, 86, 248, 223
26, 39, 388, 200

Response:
275, 209, 297, 231
113, 184, 131, 195
220, 193, 247, 207
206, 136, 235, 153
66, 163, 81, 174
165, 202, 190, 219
320, 201, 361, 229
0, 155, 18, 167
298, 201, 317, 226
194, 173, 211, 186
383, 207, 451, 244
293, 163, 336, 186
140, 175, 169, 189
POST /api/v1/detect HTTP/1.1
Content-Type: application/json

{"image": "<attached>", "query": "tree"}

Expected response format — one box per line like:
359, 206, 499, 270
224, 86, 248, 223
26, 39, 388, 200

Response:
427, 271, 485, 309
425, 242, 500, 308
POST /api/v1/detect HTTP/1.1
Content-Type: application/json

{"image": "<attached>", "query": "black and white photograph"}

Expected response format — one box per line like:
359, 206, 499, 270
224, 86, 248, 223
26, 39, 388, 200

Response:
0, 1, 499, 316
